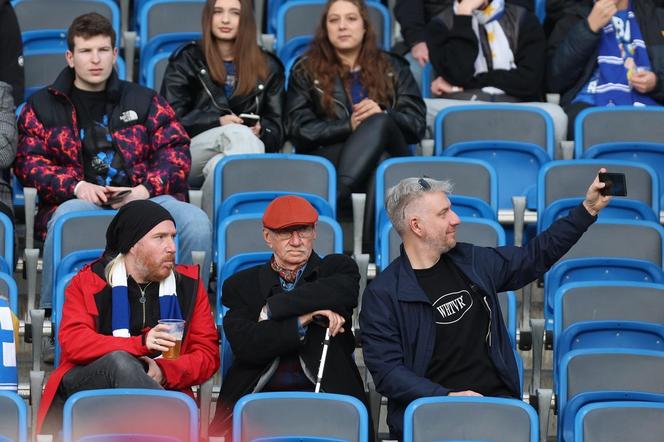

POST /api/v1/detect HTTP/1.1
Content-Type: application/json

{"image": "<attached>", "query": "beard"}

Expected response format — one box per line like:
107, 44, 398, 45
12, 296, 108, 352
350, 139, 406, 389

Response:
134, 252, 175, 282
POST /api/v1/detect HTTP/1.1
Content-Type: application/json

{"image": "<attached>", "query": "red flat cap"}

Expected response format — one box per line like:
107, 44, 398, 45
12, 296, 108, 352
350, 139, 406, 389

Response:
263, 195, 319, 229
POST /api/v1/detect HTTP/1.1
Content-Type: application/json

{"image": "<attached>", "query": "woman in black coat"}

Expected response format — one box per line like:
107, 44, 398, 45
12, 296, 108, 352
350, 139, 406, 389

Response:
286, 0, 426, 209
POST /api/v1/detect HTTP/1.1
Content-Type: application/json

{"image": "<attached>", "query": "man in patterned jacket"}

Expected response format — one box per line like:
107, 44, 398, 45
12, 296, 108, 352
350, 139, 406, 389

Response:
15, 13, 212, 310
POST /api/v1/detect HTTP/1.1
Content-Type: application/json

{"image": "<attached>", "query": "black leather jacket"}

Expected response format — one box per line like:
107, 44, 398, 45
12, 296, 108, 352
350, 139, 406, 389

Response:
161, 41, 285, 152
285, 52, 426, 152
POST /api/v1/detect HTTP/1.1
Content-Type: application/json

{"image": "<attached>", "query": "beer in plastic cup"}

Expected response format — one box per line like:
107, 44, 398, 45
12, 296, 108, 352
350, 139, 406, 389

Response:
158, 319, 185, 359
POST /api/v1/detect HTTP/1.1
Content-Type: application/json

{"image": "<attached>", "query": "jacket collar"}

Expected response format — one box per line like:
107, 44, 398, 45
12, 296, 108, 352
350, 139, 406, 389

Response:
395, 245, 430, 303
50, 66, 122, 103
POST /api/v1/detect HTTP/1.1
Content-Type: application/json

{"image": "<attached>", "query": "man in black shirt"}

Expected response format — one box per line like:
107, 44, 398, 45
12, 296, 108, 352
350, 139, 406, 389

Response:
360, 172, 611, 438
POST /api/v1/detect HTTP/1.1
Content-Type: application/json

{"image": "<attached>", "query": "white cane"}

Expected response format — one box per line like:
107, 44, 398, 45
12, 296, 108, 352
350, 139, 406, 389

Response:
314, 327, 331, 393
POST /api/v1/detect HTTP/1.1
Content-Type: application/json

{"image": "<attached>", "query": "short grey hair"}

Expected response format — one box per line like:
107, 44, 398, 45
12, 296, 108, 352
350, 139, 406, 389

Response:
386, 177, 453, 234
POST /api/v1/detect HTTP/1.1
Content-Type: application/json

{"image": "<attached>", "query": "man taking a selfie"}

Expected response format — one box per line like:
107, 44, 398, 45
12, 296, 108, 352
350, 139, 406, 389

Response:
361, 170, 612, 440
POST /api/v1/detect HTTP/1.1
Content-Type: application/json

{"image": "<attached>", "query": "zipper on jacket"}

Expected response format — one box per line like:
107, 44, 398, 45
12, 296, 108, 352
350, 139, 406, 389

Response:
482, 295, 492, 348
314, 85, 350, 118
197, 68, 229, 113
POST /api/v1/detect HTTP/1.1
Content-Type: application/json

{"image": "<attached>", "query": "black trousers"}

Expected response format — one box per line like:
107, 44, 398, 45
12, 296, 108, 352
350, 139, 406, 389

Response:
42, 351, 163, 437
310, 113, 410, 254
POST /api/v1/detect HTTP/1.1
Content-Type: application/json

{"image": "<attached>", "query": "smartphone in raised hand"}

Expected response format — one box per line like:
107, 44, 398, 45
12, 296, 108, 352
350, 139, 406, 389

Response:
599, 172, 627, 197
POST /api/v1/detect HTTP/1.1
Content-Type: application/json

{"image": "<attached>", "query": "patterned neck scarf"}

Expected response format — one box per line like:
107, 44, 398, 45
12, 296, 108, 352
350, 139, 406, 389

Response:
270, 256, 307, 284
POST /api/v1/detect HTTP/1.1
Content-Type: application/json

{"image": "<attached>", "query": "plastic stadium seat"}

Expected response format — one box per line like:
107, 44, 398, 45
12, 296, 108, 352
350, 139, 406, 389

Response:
0, 391, 28, 442
63, 389, 198, 442
14, 0, 120, 50
233, 392, 369, 442
574, 107, 664, 214
139, 32, 201, 87
558, 349, 664, 442
50, 211, 116, 305
574, 400, 664, 442
537, 160, 660, 232
403, 396, 538, 442
433, 105, 554, 215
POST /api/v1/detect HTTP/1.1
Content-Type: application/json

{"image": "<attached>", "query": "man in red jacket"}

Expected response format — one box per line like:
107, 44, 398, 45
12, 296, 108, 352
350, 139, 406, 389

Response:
38, 200, 219, 436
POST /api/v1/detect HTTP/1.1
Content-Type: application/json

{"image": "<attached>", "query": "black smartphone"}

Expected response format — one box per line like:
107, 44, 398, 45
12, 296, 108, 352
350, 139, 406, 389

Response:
599, 172, 627, 197
106, 189, 131, 204
239, 113, 260, 127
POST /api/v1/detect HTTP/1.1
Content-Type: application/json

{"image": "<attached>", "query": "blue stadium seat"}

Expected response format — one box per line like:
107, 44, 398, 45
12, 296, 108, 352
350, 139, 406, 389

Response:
403, 396, 538, 442
558, 349, 664, 442
139, 32, 201, 87
0, 391, 28, 442
573, 399, 664, 442
233, 392, 369, 442
63, 389, 198, 442
0, 275, 19, 394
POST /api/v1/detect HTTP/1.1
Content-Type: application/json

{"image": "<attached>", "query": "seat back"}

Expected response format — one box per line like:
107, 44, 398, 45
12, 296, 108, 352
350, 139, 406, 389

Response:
14, 0, 120, 49
145, 52, 171, 90
0, 213, 13, 273
433, 105, 554, 155
403, 396, 538, 442
375, 157, 497, 267
553, 220, 664, 266
537, 160, 659, 229
212, 154, 336, 240
139, 0, 205, 47
575, 401, 664, 442
559, 349, 664, 417
545, 258, 664, 324
555, 282, 664, 335
0, 391, 28, 442
445, 140, 552, 210
275, 0, 391, 53
63, 389, 198, 442
51, 211, 117, 299
233, 392, 369, 442
574, 106, 664, 151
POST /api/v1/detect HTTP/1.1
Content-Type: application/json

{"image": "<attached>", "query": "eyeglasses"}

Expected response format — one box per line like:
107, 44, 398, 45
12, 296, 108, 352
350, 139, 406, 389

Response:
270, 225, 315, 240
418, 177, 431, 191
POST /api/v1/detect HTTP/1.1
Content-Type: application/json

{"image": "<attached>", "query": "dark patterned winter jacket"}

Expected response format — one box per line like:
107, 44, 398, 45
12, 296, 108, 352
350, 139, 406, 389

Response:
15, 67, 191, 240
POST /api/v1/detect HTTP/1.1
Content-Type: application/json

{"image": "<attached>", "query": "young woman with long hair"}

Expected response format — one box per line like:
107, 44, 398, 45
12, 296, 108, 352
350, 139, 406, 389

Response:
286, 0, 426, 251
161, 0, 285, 217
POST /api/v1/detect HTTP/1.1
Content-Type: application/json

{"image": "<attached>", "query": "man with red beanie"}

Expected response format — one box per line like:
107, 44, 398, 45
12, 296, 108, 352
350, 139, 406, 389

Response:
210, 195, 369, 438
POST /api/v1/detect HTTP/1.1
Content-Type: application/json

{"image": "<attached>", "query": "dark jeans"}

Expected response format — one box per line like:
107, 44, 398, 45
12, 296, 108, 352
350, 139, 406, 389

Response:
42, 351, 163, 436
311, 113, 410, 255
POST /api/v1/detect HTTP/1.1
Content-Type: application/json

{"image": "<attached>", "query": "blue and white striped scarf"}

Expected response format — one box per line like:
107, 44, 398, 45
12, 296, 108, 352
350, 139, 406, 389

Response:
110, 256, 182, 337
581, 3, 658, 106
0, 298, 17, 391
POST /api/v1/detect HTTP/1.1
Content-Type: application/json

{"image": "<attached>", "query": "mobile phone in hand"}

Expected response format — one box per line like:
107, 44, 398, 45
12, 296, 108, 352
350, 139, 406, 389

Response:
239, 113, 260, 127
599, 172, 627, 197
106, 189, 132, 205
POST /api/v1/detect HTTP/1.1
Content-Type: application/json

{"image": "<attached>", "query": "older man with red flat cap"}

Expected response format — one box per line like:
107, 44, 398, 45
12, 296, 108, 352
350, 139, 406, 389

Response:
210, 195, 369, 438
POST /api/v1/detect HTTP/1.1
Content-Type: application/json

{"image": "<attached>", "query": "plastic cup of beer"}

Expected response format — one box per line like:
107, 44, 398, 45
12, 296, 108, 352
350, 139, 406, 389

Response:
158, 319, 185, 359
